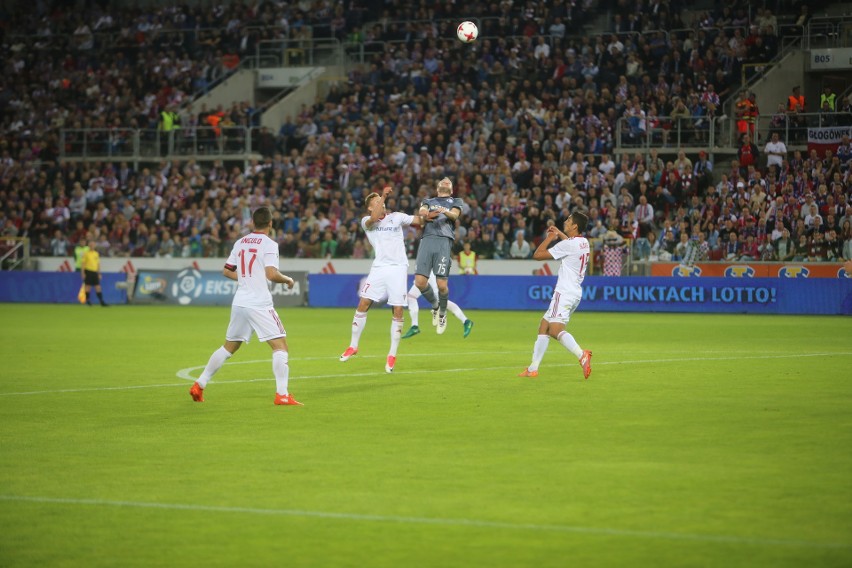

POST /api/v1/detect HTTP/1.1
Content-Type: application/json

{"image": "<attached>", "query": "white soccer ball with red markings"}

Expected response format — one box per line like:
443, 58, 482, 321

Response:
457, 21, 478, 43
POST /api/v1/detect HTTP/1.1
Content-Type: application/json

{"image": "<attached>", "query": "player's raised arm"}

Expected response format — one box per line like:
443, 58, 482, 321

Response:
365, 186, 392, 229
418, 200, 436, 222
532, 227, 560, 260
437, 205, 461, 221
549, 225, 569, 241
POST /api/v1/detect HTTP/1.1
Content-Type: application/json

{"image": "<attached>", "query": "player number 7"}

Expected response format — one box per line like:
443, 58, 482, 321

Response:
239, 248, 258, 277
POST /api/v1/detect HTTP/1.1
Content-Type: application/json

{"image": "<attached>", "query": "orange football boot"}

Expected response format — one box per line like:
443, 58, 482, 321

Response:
189, 382, 204, 402
339, 347, 358, 362
580, 350, 593, 379
274, 393, 303, 406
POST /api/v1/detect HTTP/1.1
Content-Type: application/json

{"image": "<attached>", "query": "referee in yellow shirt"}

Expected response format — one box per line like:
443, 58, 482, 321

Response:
81, 239, 108, 306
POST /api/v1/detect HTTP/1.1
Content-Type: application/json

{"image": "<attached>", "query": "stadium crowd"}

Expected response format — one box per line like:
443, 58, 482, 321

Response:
1, 0, 850, 268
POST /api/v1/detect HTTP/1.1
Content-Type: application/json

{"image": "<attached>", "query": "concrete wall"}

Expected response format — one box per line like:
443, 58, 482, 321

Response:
749, 50, 806, 119
187, 69, 256, 115
260, 66, 344, 131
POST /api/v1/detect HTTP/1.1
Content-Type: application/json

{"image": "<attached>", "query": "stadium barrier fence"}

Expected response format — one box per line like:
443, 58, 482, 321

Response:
0, 272, 128, 304
4, 267, 849, 314
308, 275, 852, 315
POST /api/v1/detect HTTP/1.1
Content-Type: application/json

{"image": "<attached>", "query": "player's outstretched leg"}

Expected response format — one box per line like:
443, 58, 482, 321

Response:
437, 291, 449, 334
191, 345, 234, 401
272, 349, 302, 405
447, 300, 473, 338
340, 310, 367, 361
556, 330, 591, 379
402, 290, 421, 339
519, 334, 549, 378
418, 284, 439, 326
386, 316, 403, 373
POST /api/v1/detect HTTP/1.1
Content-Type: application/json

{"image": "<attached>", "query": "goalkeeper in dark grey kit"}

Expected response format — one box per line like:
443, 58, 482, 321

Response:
414, 177, 464, 334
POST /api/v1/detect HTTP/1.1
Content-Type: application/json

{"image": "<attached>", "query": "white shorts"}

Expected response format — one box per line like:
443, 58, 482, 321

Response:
226, 305, 286, 343
361, 265, 408, 306
543, 291, 580, 324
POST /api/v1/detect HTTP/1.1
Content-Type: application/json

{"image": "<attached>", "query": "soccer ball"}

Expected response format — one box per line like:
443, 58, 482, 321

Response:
457, 21, 478, 43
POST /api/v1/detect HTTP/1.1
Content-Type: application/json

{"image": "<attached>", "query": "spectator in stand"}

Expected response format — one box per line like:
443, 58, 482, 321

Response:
50, 230, 70, 257
740, 234, 759, 260
738, 134, 760, 177
693, 151, 713, 194
792, 234, 810, 261
674, 232, 691, 262
724, 231, 741, 260
809, 232, 828, 261
774, 228, 795, 262
787, 85, 807, 143
493, 231, 511, 260
825, 229, 842, 261
634, 195, 655, 238
764, 132, 787, 170
509, 230, 531, 259
0, 1, 835, 271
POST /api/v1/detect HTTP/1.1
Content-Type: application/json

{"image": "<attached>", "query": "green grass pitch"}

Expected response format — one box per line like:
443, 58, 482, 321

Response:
0, 304, 850, 567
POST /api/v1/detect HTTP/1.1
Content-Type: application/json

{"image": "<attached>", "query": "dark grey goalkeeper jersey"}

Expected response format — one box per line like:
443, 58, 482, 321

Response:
420, 196, 464, 240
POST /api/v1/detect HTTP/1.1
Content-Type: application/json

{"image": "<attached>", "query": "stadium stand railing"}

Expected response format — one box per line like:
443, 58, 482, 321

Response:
615, 115, 730, 156
753, 111, 852, 147
60, 127, 259, 162
0, 237, 31, 271
804, 15, 852, 49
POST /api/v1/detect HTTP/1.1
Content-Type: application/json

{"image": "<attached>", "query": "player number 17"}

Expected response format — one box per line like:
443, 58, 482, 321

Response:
239, 248, 257, 277
579, 253, 590, 274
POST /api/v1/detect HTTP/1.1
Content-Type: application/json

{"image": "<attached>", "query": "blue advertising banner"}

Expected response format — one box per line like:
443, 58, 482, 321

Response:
308, 275, 852, 315
0, 272, 128, 304
134, 269, 307, 306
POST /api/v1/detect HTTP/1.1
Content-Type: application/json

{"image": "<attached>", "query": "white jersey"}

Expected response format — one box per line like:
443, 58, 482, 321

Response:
361, 212, 415, 267
548, 236, 590, 297
225, 231, 279, 309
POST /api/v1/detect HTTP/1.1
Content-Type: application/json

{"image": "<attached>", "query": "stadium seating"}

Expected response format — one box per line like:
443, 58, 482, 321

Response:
1, 1, 850, 266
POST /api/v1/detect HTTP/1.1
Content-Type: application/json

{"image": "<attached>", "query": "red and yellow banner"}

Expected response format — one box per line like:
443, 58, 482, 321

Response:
651, 263, 849, 278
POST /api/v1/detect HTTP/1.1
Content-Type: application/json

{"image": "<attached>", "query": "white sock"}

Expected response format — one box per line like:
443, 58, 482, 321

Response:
529, 335, 549, 371
408, 293, 420, 327
557, 331, 583, 359
448, 300, 466, 322
350, 310, 368, 348
197, 346, 232, 388
389, 317, 403, 357
272, 350, 289, 395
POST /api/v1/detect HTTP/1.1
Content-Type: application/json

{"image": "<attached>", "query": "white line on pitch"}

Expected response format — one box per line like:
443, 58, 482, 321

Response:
0, 352, 849, 398
0, 495, 847, 550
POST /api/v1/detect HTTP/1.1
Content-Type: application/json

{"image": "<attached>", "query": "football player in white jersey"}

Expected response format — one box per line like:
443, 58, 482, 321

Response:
339, 186, 423, 373
401, 272, 473, 339
519, 211, 593, 379
190, 206, 303, 406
